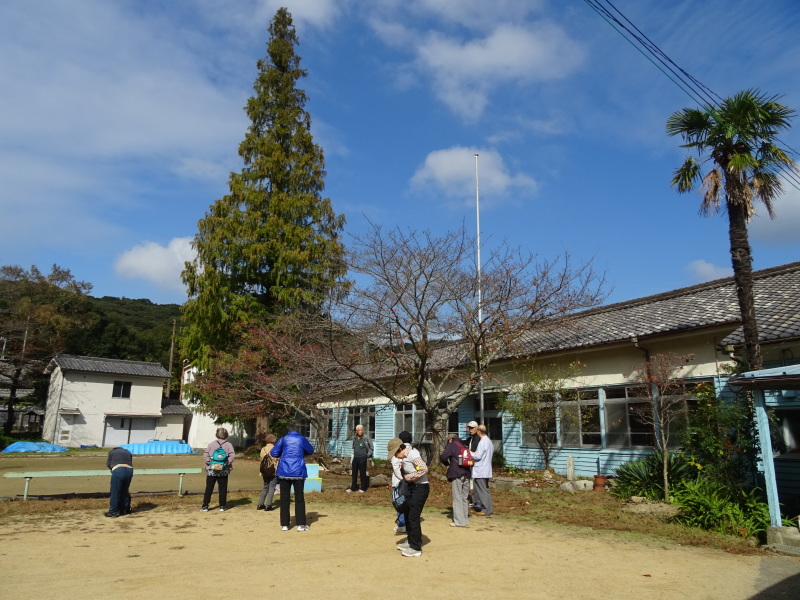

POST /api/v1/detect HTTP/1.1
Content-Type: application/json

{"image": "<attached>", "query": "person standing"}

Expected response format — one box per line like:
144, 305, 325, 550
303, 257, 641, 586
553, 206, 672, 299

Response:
256, 433, 279, 511
271, 426, 315, 531
389, 431, 413, 533
105, 446, 133, 518
465, 421, 479, 506
439, 434, 471, 527
471, 424, 494, 516
465, 421, 480, 452
394, 440, 429, 557
347, 424, 373, 493
202, 427, 236, 512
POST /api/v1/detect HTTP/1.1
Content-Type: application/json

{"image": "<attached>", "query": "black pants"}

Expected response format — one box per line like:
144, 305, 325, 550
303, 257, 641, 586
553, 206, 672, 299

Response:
203, 475, 228, 508
402, 482, 429, 551
279, 478, 307, 527
351, 456, 369, 491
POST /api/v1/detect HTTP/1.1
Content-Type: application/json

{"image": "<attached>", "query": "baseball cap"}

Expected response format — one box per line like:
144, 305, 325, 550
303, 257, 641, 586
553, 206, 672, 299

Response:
467, 421, 479, 428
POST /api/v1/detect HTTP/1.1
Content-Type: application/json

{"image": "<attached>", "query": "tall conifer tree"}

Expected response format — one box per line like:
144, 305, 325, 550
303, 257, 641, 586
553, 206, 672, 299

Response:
182, 8, 346, 367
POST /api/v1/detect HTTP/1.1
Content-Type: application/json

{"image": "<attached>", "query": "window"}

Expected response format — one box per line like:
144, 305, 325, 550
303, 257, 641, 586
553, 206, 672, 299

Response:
394, 403, 427, 442
296, 417, 312, 439
605, 385, 651, 447
560, 389, 601, 448
112, 381, 132, 398
347, 406, 375, 440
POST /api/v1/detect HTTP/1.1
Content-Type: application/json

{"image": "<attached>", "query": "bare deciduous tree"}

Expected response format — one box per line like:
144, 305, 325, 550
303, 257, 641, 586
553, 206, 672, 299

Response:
315, 223, 605, 459
626, 352, 696, 501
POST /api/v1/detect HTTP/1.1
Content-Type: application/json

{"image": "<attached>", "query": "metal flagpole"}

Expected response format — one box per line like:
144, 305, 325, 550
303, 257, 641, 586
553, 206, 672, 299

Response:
475, 153, 484, 425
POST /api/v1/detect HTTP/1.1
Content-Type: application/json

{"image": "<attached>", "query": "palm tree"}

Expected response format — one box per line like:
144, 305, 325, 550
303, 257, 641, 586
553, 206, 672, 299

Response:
667, 89, 796, 371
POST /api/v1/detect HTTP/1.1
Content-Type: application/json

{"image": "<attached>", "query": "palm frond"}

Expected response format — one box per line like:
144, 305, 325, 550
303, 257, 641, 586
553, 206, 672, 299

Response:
698, 169, 723, 216
671, 157, 701, 193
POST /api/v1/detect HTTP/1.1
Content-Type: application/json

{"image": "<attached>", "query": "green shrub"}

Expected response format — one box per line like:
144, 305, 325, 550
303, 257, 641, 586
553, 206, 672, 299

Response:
492, 449, 507, 470
611, 451, 694, 501
671, 478, 772, 540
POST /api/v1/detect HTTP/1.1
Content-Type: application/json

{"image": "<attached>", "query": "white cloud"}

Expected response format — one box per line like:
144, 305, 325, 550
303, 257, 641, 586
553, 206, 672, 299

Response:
369, 0, 546, 32
749, 185, 800, 245
686, 260, 732, 283
410, 146, 536, 207
115, 238, 196, 293
413, 23, 585, 121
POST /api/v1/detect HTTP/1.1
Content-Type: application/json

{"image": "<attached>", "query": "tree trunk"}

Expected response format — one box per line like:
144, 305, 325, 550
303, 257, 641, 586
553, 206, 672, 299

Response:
429, 411, 450, 465
255, 415, 270, 440
726, 200, 762, 371
3, 367, 22, 436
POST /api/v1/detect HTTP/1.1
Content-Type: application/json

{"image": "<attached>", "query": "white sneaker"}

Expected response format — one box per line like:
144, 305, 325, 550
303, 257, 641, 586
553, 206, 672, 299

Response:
345, 488, 353, 493
281, 526, 289, 531
297, 525, 310, 532
396, 541, 410, 551
395, 526, 406, 534
401, 547, 422, 557
358, 489, 365, 493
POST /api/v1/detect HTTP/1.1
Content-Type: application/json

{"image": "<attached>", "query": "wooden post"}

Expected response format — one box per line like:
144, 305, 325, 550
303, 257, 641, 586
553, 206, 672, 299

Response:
566, 456, 575, 481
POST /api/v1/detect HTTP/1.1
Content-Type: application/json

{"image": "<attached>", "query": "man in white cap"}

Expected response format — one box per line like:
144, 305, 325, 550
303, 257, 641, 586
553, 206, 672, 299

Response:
471, 424, 494, 516
465, 421, 479, 507
465, 421, 479, 452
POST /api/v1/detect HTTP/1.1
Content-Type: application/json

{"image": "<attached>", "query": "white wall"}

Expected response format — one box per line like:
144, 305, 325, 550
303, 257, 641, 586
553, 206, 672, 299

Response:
44, 367, 167, 447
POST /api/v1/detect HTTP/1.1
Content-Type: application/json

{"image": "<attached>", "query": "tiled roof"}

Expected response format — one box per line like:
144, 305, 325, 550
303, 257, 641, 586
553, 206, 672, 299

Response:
46, 354, 171, 378
513, 261, 800, 357
161, 398, 191, 415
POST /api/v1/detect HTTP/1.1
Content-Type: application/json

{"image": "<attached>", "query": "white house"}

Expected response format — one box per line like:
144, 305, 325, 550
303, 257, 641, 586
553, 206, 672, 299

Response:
42, 355, 189, 447
179, 362, 254, 450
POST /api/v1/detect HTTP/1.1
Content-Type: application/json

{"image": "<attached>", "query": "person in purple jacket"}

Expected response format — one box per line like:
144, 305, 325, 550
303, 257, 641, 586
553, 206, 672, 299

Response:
270, 426, 315, 532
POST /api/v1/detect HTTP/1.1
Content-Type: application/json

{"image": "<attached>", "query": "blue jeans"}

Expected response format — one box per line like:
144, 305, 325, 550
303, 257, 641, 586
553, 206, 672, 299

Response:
109, 467, 133, 514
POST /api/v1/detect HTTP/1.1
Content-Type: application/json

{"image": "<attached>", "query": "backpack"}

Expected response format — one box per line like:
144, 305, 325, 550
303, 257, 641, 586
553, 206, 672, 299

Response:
210, 442, 228, 471
391, 479, 410, 512
260, 452, 279, 478
456, 441, 474, 467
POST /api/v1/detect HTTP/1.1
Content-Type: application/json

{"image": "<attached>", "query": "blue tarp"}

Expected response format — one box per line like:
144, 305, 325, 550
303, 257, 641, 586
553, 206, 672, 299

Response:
2, 441, 68, 453
121, 440, 197, 455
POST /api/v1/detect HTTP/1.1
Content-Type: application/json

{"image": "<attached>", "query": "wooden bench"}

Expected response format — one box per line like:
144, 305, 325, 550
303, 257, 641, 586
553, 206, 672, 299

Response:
3, 468, 204, 500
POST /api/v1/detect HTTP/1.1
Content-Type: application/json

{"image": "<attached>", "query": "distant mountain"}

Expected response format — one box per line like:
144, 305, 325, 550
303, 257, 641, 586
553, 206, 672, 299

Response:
65, 296, 182, 374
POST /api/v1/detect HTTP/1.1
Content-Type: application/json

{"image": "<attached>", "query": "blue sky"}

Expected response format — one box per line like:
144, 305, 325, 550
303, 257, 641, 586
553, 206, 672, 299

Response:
1, 0, 799, 306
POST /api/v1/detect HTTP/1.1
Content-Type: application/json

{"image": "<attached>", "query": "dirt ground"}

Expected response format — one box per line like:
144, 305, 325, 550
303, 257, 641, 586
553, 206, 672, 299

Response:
2, 454, 800, 599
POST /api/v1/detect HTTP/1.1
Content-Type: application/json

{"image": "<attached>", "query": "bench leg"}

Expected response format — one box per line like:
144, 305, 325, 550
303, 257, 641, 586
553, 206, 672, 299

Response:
178, 473, 184, 497
23, 477, 32, 501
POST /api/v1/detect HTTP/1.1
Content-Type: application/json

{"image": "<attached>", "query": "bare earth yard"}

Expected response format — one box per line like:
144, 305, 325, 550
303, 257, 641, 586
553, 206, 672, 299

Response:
2, 454, 799, 599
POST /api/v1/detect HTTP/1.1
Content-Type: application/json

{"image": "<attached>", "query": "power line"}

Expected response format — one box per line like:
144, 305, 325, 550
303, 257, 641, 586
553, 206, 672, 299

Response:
584, 0, 800, 191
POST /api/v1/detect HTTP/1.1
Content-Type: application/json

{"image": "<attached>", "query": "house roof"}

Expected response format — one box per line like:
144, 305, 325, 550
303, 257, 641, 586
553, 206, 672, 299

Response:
45, 354, 171, 379
513, 261, 800, 357
728, 364, 800, 390
161, 398, 191, 415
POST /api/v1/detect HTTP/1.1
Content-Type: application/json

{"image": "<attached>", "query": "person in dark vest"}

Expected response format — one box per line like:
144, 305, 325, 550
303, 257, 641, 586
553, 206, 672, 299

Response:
347, 424, 373, 492
440, 434, 471, 527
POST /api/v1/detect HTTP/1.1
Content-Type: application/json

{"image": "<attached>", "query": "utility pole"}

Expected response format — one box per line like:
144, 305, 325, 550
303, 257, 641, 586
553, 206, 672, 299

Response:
475, 153, 484, 425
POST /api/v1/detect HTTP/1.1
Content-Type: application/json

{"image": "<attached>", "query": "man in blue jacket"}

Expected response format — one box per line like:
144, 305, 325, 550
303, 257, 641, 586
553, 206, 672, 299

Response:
271, 426, 315, 531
